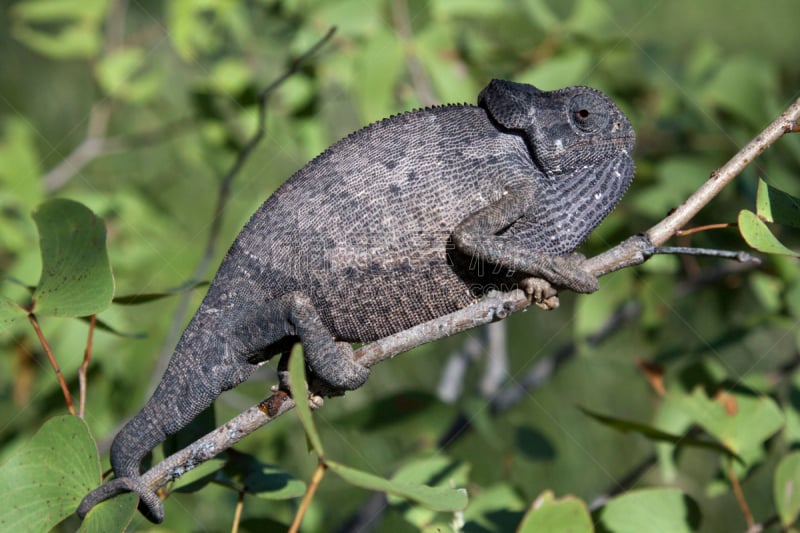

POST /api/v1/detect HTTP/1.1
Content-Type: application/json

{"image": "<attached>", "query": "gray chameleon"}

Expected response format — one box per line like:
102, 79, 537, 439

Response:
78, 79, 635, 522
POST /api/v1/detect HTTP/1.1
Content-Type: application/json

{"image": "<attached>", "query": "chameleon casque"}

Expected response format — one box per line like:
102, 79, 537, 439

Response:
78, 79, 635, 522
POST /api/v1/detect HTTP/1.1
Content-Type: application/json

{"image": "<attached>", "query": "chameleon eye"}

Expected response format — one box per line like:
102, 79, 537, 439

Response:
569, 92, 610, 133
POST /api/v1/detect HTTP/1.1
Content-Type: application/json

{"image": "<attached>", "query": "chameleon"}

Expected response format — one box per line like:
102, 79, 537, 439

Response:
78, 79, 635, 522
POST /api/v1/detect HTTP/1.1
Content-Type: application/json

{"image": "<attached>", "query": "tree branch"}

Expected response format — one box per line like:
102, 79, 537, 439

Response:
106, 95, 800, 509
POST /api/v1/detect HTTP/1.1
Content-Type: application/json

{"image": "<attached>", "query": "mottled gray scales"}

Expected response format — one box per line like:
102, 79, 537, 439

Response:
78, 79, 635, 523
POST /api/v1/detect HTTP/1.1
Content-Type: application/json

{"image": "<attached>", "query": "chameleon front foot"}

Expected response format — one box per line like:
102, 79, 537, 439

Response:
77, 476, 165, 523
521, 277, 560, 310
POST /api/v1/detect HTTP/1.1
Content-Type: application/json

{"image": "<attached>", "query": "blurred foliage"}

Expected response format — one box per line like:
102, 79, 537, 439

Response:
1, 0, 799, 531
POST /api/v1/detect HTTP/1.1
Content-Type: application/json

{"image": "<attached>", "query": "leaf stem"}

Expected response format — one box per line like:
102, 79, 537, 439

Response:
28, 313, 75, 415
231, 491, 244, 533
289, 460, 328, 533
79, 314, 97, 419
727, 460, 754, 529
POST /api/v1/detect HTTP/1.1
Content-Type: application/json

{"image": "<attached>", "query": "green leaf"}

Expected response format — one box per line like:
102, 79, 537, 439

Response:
599, 488, 700, 533
671, 387, 784, 462
326, 460, 467, 512
580, 406, 741, 462
31, 199, 114, 317
387, 455, 470, 528
0, 416, 102, 532
775, 451, 800, 528
0, 295, 27, 332
517, 491, 593, 533
111, 281, 209, 305
82, 316, 145, 338
757, 178, 800, 229
78, 492, 137, 533
288, 346, 324, 456
738, 209, 800, 257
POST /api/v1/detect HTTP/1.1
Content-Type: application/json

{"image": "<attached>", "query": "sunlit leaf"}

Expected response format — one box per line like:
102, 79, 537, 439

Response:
739, 210, 800, 257
757, 178, 800, 229
599, 488, 700, 533
0, 416, 102, 532
31, 199, 114, 317
517, 491, 593, 533
671, 387, 784, 461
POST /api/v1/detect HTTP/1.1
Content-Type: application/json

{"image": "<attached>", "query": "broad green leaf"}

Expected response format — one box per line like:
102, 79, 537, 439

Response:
0, 296, 27, 332
289, 346, 324, 456
31, 199, 114, 317
757, 178, 800, 228
0, 416, 101, 532
326, 460, 467, 512
78, 492, 137, 533
599, 488, 699, 533
775, 451, 800, 528
517, 491, 593, 533
580, 407, 740, 462
739, 209, 800, 257
671, 387, 784, 461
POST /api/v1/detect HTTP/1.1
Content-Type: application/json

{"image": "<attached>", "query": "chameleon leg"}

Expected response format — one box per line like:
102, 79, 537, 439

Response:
254, 292, 370, 392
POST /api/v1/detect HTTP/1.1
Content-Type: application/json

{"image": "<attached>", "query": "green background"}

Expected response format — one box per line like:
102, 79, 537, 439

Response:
1, 0, 799, 531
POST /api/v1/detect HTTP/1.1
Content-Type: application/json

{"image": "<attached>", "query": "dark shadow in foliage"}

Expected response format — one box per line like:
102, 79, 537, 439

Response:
463, 509, 525, 533
341, 391, 443, 431
790, 384, 800, 452
515, 425, 557, 462
653, 326, 749, 367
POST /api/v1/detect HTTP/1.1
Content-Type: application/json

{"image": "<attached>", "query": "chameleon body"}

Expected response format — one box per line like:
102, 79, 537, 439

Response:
78, 79, 635, 522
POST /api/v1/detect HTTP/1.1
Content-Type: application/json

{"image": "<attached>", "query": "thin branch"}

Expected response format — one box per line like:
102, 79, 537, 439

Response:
78, 314, 97, 419
29, 314, 76, 415
676, 222, 734, 237
84, 82, 800, 514
653, 246, 760, 263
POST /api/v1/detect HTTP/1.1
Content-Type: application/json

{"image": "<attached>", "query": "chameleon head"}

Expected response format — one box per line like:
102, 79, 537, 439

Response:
478, 79, 635, 177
